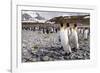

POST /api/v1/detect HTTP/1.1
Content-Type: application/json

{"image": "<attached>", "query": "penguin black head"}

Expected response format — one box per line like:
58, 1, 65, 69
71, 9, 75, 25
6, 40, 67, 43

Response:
66, 23, 70, 27
60, 23, 63, 27
74, 24, 77, 27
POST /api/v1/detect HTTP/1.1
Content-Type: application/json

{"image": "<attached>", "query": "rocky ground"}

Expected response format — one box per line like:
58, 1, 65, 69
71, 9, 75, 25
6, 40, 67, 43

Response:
22, 30, 90, 62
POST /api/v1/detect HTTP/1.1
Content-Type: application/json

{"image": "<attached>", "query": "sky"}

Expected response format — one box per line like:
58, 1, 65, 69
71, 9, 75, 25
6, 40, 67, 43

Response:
22, 10, 90, 20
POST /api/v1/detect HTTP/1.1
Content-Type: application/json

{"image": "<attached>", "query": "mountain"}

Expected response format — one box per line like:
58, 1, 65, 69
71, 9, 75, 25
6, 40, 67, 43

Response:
22, 12, 46, 23
35, 13, 45, 20
48, 15, 90, 25
22, 13, 32, 21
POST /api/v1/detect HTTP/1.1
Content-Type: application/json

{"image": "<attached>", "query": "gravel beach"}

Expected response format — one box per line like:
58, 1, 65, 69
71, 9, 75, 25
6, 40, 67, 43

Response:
22, 29, 90, 62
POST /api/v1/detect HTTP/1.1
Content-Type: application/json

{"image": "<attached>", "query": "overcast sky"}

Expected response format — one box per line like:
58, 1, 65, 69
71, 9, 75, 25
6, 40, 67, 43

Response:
22, 10, 89, 20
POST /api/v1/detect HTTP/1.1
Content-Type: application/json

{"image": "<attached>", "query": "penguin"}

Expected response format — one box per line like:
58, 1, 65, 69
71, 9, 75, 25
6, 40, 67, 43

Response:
84, 28, 89, 40
60, 23, 71, 54
70, 24, 79, 50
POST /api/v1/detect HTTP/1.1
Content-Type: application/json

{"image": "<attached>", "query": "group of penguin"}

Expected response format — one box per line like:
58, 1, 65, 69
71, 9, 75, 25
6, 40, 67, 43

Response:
59, 23, 89, 55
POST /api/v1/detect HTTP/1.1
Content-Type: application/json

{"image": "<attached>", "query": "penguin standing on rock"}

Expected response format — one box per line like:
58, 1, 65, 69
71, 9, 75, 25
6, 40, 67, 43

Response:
70, 24, 79, 51
60, 23, 72, 55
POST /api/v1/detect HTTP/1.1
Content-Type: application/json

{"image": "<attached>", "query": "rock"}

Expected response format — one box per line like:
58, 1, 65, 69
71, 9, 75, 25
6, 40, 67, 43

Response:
49, 58, 54, 61
43, 56, 49, 61
77, 55, 83, 59
22, 58, 27, 62
22, 29, 90, 62
58, 56, 64, 60
37, 57, 41, 61
22, 43, 27, 48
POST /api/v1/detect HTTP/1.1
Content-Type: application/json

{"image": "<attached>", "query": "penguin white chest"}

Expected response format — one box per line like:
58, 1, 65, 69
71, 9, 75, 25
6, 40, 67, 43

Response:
84, 29, 89, 39
60, 28, 71, 52
70, 29, 79, 49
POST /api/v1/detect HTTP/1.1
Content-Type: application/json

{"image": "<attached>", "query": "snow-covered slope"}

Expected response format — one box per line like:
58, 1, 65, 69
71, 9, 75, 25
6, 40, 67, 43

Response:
22, 12, 47, 23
